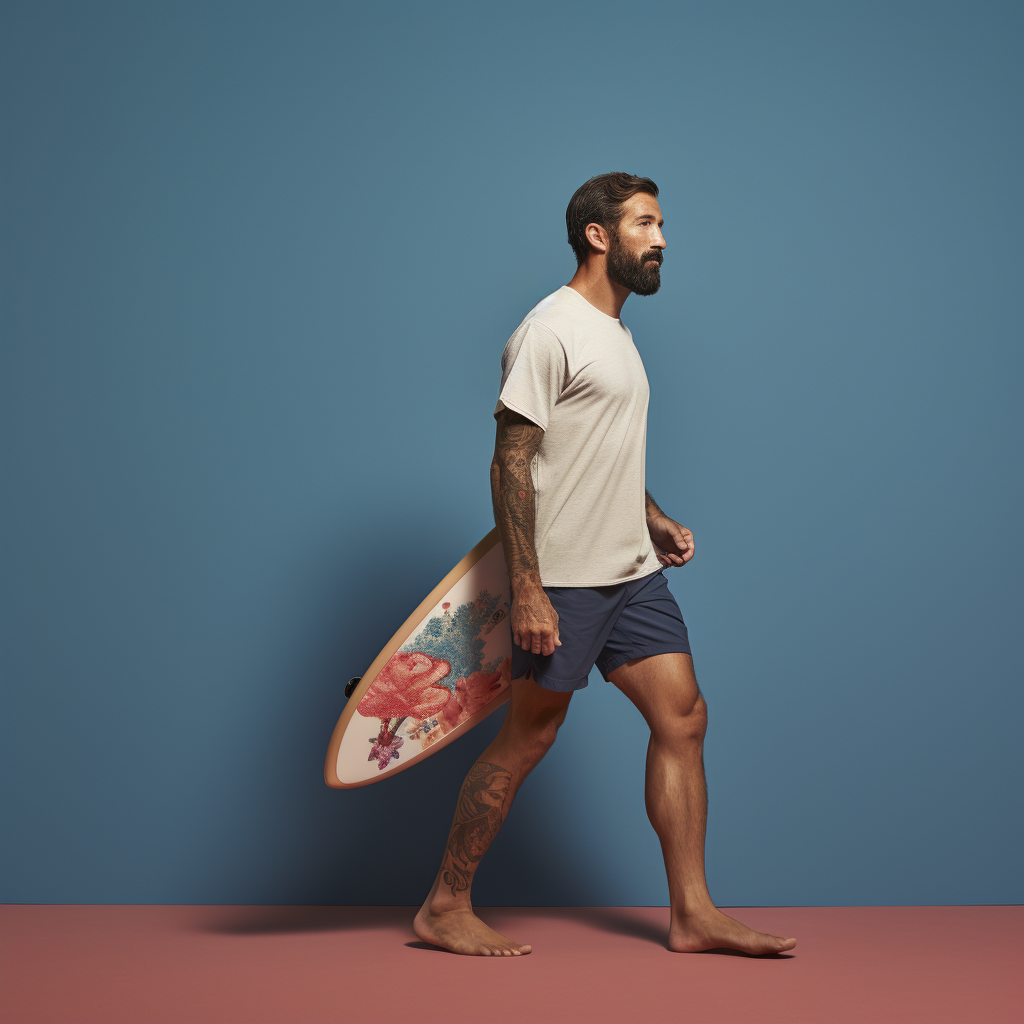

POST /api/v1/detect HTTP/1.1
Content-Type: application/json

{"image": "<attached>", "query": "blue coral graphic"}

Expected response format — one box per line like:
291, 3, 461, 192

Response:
399, 589, 506, 693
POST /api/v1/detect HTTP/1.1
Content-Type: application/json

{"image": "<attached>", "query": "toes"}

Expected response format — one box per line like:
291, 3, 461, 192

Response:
472, 939, 532, 957
483, 942, 530, 957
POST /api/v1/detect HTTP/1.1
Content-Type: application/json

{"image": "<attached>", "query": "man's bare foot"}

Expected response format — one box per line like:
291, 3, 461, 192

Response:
669, 908, 796, 955
413, 903, 531, 957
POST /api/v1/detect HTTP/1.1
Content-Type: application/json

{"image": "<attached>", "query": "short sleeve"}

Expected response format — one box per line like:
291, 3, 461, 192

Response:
492, 322, 566, 431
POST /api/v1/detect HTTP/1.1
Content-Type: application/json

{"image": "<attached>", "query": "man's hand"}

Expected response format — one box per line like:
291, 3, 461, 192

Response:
648, 515, 695, 567
511, 582, 562, 656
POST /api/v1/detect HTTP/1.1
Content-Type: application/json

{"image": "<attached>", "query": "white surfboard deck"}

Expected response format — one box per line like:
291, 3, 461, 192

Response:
324, 529, 513, 788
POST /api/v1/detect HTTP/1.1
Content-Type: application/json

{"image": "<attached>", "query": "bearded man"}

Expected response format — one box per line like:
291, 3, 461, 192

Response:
414, 173, 797, 957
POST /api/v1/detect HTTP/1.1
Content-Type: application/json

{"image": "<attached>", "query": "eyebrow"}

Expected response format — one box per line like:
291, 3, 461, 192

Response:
636, 214, 664, 226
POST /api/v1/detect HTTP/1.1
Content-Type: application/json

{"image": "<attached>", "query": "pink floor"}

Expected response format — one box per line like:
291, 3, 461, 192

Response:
1, 905, 1020, 1024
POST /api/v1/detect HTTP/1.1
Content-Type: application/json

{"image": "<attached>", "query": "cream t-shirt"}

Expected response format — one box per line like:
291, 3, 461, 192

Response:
493, 285, 663, 587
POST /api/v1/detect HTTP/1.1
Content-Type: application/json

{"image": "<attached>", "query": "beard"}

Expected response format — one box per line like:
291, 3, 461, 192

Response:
606, 230, 662, 296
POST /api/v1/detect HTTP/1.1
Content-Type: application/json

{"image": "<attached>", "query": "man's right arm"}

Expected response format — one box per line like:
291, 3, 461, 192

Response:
490, 409, 561, 657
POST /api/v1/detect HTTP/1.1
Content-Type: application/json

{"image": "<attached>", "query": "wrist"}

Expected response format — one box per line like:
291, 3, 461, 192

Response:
511, 574, 544, 598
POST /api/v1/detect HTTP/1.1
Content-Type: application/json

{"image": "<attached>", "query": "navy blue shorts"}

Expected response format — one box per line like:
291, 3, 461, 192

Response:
511, 569, 691, 692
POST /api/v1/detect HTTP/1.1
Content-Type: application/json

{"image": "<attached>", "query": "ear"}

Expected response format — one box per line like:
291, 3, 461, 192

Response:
584, 222, 610, 256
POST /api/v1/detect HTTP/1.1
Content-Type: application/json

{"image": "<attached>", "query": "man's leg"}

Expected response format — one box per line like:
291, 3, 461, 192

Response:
414, 671, 572, 956
607, 652, 797, 954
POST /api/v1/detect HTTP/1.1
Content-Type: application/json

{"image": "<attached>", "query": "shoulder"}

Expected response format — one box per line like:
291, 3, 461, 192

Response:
501, 318, 566, 373
523, 287, 578, 339
502, 290, 573, 359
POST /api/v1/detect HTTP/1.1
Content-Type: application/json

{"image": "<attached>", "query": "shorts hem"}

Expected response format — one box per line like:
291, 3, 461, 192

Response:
532, 674, 590, 693
598, 644, 692, 680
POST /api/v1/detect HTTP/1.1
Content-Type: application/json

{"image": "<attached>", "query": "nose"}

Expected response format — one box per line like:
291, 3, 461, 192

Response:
653, 227, 666, 250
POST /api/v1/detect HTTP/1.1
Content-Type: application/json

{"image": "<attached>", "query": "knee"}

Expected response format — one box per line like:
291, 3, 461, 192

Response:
520, 706, 568, 763
656, 694, 708, 747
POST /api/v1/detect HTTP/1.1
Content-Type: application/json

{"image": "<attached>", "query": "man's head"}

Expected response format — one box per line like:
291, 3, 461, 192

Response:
565, 172, 665, 295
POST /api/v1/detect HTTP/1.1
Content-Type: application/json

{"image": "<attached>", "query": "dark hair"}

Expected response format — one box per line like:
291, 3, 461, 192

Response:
565, 172, 659, 263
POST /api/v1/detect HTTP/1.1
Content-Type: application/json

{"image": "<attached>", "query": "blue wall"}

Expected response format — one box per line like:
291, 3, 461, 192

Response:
2, 1, 1021, 906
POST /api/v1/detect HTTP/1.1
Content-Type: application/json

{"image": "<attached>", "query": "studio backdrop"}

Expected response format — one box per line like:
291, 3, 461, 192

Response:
2, 0, 1021, 906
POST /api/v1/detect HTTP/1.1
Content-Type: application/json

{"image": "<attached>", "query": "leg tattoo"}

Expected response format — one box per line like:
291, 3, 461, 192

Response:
441, 761, 513, 897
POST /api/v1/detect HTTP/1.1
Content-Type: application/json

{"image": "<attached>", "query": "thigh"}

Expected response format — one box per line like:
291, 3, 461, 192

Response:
607, 652, 702, 726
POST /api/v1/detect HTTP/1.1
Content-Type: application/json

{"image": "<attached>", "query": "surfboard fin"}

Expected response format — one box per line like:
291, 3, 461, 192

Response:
344, 676, 362, 699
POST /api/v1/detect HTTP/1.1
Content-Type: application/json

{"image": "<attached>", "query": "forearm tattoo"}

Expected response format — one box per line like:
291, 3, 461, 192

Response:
441, 760, 514, 897
491, 413, 544, 593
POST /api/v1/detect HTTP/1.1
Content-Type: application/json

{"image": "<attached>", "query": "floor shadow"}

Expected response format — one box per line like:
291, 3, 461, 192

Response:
554, 908, 795, 957
563, 906, 668, 946
203, 905, 793, 958
204, 905, 415, 935
204, 906, 658, 939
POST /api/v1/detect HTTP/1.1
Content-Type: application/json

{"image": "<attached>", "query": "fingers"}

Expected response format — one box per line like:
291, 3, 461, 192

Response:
512, 591, 561, 657
655, 529, 694, 567
670, 528, 694, 565
512, 629, 561, 656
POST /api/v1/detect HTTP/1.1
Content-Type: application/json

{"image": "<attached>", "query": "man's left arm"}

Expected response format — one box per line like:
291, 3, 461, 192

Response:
645, 489, 695, 567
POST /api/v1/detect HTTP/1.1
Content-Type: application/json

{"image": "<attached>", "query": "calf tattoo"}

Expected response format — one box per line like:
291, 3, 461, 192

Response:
442, 760, 514, 896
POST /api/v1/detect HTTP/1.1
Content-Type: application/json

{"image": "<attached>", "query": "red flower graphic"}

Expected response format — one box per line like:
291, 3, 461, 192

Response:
357, 651, 452, 771
441, 668, 504, 729
357, 651, 452, 721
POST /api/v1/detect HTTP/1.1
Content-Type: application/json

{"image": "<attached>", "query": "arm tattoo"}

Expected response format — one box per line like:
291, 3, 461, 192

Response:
491, 411, 545, 594
441, 760, 514, 897
645, 489, 665, 521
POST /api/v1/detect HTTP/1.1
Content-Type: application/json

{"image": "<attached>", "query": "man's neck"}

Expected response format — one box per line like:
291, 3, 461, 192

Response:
566, 260, 630, 320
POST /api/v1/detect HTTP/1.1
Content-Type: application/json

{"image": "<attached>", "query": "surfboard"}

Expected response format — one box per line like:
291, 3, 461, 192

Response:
324, 528, 513, 788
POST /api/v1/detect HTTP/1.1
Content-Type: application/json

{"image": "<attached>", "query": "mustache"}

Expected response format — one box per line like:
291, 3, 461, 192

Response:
641, 250, 663, 265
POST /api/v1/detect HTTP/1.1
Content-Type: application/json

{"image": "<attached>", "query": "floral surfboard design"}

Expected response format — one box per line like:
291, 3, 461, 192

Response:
326, 532, 513, 787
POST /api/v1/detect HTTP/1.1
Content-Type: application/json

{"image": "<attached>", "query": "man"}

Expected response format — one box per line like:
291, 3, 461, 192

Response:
414, 173, 796, 957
